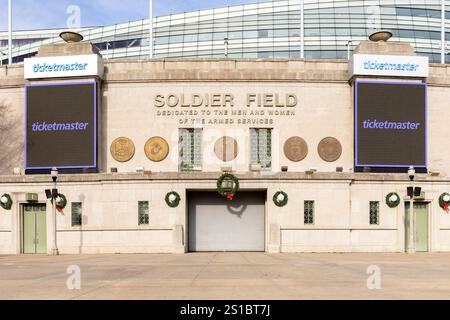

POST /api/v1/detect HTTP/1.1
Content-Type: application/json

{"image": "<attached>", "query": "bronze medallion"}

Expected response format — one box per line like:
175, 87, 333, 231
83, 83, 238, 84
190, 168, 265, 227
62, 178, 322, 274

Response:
110, 137, 135, 162
284, 136, 308, 162
214, 136, 238, 162
318, 137, 342, 162
145, 136, 169, 162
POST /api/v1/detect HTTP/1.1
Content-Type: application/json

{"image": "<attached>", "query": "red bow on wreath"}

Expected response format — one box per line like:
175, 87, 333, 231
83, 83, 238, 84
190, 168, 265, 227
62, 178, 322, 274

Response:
443, 203, 450, 213
55, 202, 64, 214
226, 194, 234, 201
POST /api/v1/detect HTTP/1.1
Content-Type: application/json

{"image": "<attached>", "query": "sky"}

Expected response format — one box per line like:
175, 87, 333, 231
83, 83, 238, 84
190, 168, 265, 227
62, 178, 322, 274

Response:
0, 0, 269, 31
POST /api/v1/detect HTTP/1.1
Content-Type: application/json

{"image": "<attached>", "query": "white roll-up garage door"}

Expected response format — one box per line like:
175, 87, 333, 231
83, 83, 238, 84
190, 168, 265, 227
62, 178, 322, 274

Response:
188, 192, 265, 252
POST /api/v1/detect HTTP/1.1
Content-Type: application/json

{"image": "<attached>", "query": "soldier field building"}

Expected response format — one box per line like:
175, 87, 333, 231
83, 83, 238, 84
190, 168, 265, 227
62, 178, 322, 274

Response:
1, 28, 450, 255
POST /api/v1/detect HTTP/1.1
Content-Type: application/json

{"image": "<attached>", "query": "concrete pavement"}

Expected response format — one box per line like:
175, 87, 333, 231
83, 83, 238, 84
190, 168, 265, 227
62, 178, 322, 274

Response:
1, 252, 450, 300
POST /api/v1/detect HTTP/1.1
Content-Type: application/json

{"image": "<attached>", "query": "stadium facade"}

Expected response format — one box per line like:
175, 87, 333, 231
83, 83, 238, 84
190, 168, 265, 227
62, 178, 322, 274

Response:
0, 1, 450, 255
0, 0, 449, 64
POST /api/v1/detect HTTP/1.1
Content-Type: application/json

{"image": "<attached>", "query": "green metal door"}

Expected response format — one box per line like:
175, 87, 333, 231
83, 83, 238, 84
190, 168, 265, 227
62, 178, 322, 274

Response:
23, 204, 47, 254
414, 203, 429, 252
405, 202, 429, 252
23, 206, 36, 254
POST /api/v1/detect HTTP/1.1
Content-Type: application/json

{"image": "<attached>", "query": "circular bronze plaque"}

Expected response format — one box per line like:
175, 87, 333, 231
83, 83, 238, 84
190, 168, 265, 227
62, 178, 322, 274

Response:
318, 137, 342, 162
110, 137, 135, 162
145, 136, 169, 162
283, 137, 308, 162
214, 136, 238, 162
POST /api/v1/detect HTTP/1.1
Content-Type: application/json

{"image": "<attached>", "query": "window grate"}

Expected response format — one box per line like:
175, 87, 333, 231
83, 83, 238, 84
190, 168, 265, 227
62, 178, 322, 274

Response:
179, 128, 202, 171
369, 201, 380, 225
71, 202, 82, 227
304, 200, 314, 225
250, 128, 272, 170
138, 201, 149, 225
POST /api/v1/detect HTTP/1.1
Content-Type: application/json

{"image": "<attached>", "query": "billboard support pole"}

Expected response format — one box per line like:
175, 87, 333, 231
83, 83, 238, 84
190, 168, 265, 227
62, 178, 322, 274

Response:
149, 0, 153, 59
441, 0, 446, 64
51, 168, 59, 256
407, 167, 416, 254
8, 0, 12, 65
300, 0, 304, 59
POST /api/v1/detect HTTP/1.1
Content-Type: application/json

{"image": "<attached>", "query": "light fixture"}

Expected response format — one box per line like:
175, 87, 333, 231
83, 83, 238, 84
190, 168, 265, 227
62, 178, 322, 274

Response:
51, 167, 58, 183
369, 30, 393, 42
224, 37, 229, 57
407, 186, 422, 198
45, 189, 52, 199
281, 166, 288, 172
407, 187, 414, 198
26, 193, 38, 203
336, 167, 343, 172
346, 40, 353, 60
414, 187, 422, 197
59, 31, 84, 43
408, 166, 415, 181
221, 179, 235, 193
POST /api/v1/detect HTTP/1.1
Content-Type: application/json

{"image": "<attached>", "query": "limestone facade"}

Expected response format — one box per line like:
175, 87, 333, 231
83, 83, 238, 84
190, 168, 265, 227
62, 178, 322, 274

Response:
1, 42, 450, 254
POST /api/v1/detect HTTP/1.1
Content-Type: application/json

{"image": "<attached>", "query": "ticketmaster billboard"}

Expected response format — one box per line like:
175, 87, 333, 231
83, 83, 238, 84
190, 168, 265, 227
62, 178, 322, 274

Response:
355, 81, 427, 172
25, 82, 97, 171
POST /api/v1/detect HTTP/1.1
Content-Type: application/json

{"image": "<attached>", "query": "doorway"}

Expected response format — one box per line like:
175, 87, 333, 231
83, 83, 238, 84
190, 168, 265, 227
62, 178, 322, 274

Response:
22, 204, 47, 254
405, 202, 429, 252
188, 192, 266, 252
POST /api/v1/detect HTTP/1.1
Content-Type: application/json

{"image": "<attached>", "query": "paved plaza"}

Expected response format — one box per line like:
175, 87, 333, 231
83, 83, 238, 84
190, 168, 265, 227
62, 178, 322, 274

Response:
1, 252, 450, 300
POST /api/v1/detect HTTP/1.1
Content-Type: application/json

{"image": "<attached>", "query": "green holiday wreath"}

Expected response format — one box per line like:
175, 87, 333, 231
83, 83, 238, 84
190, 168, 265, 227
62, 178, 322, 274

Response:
51, 193, 67, 211
0, 194, 12, 210
165, 191, 181, 208
385, 192, 400, 208
217, 173, 239, 200
273, 191, 288, 207
439, 193, 450, 212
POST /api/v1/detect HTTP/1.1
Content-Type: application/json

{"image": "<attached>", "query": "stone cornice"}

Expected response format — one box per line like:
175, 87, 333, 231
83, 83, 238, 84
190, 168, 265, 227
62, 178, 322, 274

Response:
0, 172, 448, 184
2, 59, 450, 88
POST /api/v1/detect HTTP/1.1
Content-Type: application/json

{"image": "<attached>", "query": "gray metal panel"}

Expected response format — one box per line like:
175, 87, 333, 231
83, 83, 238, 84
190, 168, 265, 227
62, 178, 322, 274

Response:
188, 192, 265, 252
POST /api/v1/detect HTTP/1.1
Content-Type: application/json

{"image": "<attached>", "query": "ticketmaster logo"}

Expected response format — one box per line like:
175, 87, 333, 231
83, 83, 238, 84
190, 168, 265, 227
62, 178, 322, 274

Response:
32, 62, 88, 73
363, 119, 421, 130
363, 60, 420, 72
32, 122, 89, 132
